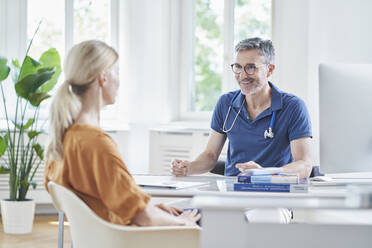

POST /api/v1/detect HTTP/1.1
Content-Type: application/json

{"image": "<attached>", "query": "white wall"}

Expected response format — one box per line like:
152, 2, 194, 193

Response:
119, 0, 180, 173
273, 0, 372, 167
0, 0, 27, 59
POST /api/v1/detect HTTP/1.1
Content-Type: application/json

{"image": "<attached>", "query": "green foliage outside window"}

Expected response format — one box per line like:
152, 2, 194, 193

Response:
194, 0, 223, 112
193, 0, 271, 112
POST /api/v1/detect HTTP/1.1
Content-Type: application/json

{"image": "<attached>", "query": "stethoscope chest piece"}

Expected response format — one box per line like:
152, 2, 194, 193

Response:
264, 111, 277, 139
264, 127, 274, 139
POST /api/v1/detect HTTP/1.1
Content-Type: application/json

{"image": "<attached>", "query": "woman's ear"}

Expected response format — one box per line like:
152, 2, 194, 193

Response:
97, 71, 108, 87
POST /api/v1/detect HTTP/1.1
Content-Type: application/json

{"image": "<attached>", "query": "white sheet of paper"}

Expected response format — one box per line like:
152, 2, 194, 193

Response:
133, 175, 210, 190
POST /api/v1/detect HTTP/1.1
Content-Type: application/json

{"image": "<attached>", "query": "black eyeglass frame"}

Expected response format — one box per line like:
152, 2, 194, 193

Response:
230, 63, 268, 75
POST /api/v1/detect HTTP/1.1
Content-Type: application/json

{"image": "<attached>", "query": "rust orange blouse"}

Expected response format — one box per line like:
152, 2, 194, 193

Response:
44, 124, 150, 225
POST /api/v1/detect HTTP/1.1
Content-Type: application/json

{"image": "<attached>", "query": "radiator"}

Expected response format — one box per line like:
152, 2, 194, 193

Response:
149, 128, 227, 174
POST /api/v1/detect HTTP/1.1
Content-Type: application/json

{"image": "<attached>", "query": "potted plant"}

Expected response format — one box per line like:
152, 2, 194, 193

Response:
0, 26, 61, 234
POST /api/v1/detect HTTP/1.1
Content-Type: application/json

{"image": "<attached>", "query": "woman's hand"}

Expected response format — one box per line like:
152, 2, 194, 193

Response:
177, 209, 201, 226
235, 161, 262, 173
156, 203, 183, 216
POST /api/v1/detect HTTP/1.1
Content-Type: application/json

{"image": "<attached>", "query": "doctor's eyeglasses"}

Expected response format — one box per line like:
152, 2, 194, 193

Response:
231, 63, 267, 75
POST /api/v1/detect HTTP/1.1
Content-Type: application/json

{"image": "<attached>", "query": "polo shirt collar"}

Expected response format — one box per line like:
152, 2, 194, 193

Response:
231, 81, 283, 112
269, 81, 283, 112
231, 90, 246, 108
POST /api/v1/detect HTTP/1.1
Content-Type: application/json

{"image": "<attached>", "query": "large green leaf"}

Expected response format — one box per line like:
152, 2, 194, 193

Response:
28, 92, 51, 107
27, 131, 42, 140
0, 165, 10, 174
32, 143, 44, 160
0, 56, 10, 81
0, 135, 6, 157
19, 56, 42, 81
39, 48, 61, 93
24, 118, 35, 130
15, 67, 55, 99
12, 118, 34, 130
4, 133, 9, 144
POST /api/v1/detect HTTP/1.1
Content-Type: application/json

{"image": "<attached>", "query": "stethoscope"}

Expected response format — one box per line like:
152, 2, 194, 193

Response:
222, 91, 277, 139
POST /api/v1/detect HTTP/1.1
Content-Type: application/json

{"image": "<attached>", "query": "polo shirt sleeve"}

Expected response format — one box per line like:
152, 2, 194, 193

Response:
287, 97, 312, 141
211, 95, 226, 134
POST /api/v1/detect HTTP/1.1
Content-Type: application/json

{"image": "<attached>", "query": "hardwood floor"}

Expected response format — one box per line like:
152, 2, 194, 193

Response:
0, 214, 72, 248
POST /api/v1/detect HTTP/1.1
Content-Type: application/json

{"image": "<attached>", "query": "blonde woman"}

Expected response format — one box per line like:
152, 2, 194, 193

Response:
44, 40, 200, 226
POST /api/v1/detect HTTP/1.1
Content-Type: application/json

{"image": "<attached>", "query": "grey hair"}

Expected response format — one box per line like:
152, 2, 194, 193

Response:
235, 37, 275, 64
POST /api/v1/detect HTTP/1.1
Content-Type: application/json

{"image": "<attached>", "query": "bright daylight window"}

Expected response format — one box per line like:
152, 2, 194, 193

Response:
191, 0, 271, 113
73, 0, 110, 44
27, 0, 115, 123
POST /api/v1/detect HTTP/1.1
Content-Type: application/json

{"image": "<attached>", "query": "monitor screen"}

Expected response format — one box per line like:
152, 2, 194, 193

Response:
319, 63, 372, 174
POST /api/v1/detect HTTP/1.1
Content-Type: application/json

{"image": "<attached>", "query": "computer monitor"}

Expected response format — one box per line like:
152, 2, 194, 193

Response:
319, 63, 372, 174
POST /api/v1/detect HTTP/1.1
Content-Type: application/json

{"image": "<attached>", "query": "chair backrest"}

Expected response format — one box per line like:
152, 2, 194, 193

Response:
48, 182, 200, 248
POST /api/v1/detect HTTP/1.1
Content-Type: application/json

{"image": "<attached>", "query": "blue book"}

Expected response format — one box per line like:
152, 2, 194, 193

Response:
233, 182, 308, 193
237, 174, 299, 184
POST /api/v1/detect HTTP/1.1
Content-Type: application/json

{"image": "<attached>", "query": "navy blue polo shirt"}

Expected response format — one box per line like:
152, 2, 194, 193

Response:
211, 82, 312, 176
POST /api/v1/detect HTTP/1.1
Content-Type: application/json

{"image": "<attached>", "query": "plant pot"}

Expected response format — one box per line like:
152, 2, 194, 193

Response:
1, 199, 35, 234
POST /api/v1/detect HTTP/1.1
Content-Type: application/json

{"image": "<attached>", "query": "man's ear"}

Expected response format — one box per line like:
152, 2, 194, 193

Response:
97, 71, 108, 87
266, 64, 275, 77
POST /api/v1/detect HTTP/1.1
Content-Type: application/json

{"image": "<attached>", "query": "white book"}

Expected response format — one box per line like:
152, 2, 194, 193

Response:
243, 167, 283, 176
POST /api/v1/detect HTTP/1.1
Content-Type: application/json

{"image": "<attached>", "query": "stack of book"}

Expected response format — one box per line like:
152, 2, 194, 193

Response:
234, 169, 308, 193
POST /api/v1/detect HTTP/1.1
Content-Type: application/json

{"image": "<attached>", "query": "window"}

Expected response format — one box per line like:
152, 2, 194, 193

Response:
194, 0, 224, 112
28, 0, 65, 60
234, 0, 272, 43
26, 0, 119, 123
73, 0, 111, 44
181, 0, 272, 119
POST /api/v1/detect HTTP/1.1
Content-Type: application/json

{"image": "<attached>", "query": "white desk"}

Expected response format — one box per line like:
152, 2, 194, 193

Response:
193, 194, 372, 248
135, 174, 372, 248
134, 174, 348, 198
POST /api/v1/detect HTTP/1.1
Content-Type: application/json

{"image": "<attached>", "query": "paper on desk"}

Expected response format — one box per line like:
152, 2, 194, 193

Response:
134, 175, 210, 190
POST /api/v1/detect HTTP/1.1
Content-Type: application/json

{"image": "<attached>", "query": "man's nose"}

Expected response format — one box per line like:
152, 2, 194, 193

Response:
239, 69, 249, 79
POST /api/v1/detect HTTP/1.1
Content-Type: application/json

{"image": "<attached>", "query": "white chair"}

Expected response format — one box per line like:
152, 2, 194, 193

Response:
48, 182, 200, 248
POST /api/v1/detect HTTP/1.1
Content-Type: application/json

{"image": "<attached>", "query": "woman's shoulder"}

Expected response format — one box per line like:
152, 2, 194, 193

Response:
64, 124, 115, 151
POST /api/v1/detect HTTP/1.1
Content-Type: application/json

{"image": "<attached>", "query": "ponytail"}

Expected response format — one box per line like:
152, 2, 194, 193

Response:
46, 81, 81, 161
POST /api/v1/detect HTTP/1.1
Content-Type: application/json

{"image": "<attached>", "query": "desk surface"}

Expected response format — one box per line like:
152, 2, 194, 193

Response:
133, 174, 366, 209
133, 175, 372, 248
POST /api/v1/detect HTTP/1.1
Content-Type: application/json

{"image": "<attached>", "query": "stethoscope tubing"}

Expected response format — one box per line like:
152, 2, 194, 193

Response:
222, 91, 276, 139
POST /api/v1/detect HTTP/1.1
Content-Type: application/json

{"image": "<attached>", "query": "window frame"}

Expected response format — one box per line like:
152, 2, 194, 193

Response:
179, 0, 273, 121
25, 0, 120, 122
65, 0, 119, 52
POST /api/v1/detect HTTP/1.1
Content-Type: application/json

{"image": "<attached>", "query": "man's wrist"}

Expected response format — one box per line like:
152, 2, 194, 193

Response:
186, 163, 192, 176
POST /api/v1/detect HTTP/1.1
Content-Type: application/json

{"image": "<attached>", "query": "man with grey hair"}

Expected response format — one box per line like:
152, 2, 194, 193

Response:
172, 37, 312, 180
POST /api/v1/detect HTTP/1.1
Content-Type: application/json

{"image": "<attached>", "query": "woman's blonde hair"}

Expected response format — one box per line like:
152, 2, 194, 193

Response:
46, 40, 118, 161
